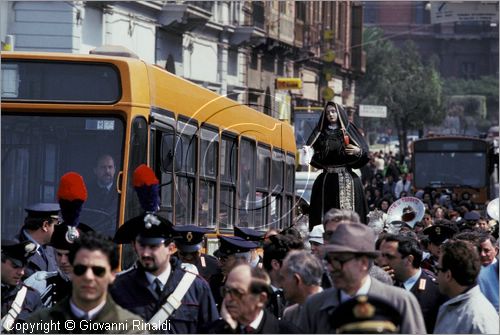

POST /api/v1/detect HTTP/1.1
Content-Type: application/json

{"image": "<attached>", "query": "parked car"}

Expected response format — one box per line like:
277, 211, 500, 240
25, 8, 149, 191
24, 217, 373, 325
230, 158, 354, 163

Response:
295, 171, 321, 204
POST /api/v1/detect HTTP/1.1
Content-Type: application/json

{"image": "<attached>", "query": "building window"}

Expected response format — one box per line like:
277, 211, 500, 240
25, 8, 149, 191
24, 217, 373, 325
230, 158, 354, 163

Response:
461, 62, 477, 79
296, 2, 306, 21
250, 50, 259, 70
228, 48, 238, 76
363, 2, 378, 24
279, 1, 286, 14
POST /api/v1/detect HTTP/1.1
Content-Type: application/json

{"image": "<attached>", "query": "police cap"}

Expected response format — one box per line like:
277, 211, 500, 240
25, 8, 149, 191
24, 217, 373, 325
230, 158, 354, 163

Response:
173, 225, 212, 253
331, 295, 402, 334
113, 213, 175, 245
24, 203, 60, 220
50, 223, 94, 250
423, 224, 456, 245
216, 235, 258, 256
234, 226, 265, 243
464, 211, 481, 222
1, 240, 37, 267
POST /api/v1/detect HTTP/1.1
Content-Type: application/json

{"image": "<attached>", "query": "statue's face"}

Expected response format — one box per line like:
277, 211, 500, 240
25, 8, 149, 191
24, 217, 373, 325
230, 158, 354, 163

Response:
326, 105, 338, 124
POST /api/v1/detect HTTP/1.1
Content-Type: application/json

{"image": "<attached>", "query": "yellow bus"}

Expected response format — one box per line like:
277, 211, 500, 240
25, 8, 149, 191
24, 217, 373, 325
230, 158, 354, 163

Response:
1, 50, 297, 262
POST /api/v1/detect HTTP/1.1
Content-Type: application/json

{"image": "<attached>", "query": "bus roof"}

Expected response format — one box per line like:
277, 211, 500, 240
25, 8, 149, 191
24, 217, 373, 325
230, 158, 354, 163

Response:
2, 51, 296, 153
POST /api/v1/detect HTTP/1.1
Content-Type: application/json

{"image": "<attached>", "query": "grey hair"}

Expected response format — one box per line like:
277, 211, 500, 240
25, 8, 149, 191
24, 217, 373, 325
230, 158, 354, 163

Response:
282, 250, 323, 286
323, 208, 361, 226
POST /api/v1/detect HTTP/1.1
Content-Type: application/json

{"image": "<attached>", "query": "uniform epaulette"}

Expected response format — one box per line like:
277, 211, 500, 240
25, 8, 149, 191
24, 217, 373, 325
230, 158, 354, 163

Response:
116, 264, 136, 276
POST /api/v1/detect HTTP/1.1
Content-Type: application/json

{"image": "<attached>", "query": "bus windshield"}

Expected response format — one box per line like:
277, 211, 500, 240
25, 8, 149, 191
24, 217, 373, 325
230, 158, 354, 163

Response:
414, 151, 487, 188
2, 114, 125, 239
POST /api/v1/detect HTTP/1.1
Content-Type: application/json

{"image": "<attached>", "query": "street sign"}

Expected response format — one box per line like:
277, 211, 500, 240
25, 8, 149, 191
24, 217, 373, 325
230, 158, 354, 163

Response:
430, 2, 499, 24
275, 78, 302, 90
359, 104, 387, 118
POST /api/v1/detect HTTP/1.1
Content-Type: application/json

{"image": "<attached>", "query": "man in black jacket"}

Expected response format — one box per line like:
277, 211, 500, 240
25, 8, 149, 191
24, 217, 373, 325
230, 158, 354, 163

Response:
204, 264, 300, 334
110, 212, 219, 333
1, 240, 41, 332
380, 234, 447, 333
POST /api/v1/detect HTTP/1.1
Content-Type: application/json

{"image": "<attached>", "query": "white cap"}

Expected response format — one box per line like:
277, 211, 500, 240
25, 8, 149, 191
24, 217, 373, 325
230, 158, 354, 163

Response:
308, 224, 324, 245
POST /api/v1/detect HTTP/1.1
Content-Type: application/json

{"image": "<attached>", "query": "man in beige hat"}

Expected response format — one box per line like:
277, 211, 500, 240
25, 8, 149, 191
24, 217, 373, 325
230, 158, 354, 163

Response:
299, 222, 426, 333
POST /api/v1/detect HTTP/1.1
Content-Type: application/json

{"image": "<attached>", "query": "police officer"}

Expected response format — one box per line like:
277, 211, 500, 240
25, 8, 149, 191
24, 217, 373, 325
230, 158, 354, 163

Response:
1, 240, 42, 332
173, 225, 222, 282
212, 235, 259, 308
234, 226, 264, 268
330, 295, 403, 333
380, 234, 447, 332
110, 164, 219, 333
421, 224, 457, 274
24, 172, 94, 307
18, 203, 60, 278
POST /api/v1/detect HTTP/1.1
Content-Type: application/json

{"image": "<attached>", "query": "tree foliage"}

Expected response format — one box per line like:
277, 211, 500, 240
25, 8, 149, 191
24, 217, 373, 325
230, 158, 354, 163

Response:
356, 28, 445, 157
443, 76, 499, 129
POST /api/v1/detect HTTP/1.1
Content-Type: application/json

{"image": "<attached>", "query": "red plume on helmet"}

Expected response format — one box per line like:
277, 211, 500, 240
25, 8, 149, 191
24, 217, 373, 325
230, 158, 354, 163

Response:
57, 172, 87, 229
133, 164, 160, 213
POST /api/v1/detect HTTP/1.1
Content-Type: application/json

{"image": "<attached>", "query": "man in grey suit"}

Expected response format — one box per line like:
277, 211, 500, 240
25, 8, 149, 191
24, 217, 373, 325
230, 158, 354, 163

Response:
299, 222, 427, 334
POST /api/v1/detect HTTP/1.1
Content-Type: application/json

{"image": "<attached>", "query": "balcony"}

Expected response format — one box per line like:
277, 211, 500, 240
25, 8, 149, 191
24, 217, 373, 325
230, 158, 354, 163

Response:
230, 26, 266, 46
158, 2, 212, 31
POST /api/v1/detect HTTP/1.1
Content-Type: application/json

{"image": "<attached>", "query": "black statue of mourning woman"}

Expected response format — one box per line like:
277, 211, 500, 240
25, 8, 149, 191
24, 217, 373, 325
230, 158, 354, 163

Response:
305, 101, 369, 229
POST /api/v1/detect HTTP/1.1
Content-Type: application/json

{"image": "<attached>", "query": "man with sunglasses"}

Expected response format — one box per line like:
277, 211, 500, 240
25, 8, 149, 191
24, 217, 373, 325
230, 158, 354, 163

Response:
1, 240, 41, 332
18, 203, 61, 279
322, 208, 392, 287
27, 232, 144, 333
299, 222, 426, 333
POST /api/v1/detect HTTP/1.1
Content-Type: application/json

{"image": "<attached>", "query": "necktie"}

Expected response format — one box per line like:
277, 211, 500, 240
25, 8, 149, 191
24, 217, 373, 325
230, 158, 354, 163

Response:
154, 278, 163, 297
39, 246, 48, 265
83, 313, 90, 320
244, 325, 254, 334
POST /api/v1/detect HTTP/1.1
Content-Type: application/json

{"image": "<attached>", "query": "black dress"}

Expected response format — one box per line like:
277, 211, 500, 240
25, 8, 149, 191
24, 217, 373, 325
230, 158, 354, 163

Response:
307, 102, 369, 228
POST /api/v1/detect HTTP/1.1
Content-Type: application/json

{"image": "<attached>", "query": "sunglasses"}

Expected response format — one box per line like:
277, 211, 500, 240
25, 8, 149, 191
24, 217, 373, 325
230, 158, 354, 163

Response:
323, 253, 358, 268
73, 264, 107, 277
220, 286, 247, 299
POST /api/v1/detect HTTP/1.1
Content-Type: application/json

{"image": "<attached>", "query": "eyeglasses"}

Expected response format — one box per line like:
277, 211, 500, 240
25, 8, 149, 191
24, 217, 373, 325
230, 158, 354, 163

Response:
323, 253, 358, 268
73, 264, 107, 277
435, 266, 447, 273
220, 286, 247, 299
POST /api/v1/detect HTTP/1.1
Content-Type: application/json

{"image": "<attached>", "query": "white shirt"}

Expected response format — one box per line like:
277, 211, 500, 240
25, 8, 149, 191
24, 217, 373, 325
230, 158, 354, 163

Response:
70, 299, 106, 320
248, 310, 264, 331
145, 264, 171, 291
403, 268, 421, 291
340, 276, 371, 303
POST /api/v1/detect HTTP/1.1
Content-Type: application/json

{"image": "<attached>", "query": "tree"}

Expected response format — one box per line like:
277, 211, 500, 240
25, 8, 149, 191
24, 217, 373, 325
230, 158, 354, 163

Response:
356, 28, 445, 158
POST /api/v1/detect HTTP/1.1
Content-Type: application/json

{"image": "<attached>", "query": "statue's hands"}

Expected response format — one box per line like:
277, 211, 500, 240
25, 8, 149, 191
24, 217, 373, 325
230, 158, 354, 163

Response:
345, 144, 362, 157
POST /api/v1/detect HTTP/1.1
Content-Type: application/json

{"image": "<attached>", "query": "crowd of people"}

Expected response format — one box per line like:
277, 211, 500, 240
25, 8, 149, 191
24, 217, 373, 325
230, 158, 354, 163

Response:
1, 102, 499, 334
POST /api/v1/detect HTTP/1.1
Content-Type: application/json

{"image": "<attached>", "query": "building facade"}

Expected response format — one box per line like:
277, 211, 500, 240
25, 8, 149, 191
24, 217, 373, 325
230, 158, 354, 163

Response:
363, 1, 499, 79
2, 1, 364, 135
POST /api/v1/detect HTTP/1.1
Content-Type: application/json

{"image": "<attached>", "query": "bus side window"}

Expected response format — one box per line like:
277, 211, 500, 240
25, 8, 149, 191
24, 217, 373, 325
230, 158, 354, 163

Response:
271, 149, 285, 229
255, 144, 271, 229
175, 120, 197, 225
239, 137, 256, 227
219, 133, 237, 230
284, 153, 296, 228
199, 126, 218, 229
157, 126, 176, 222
